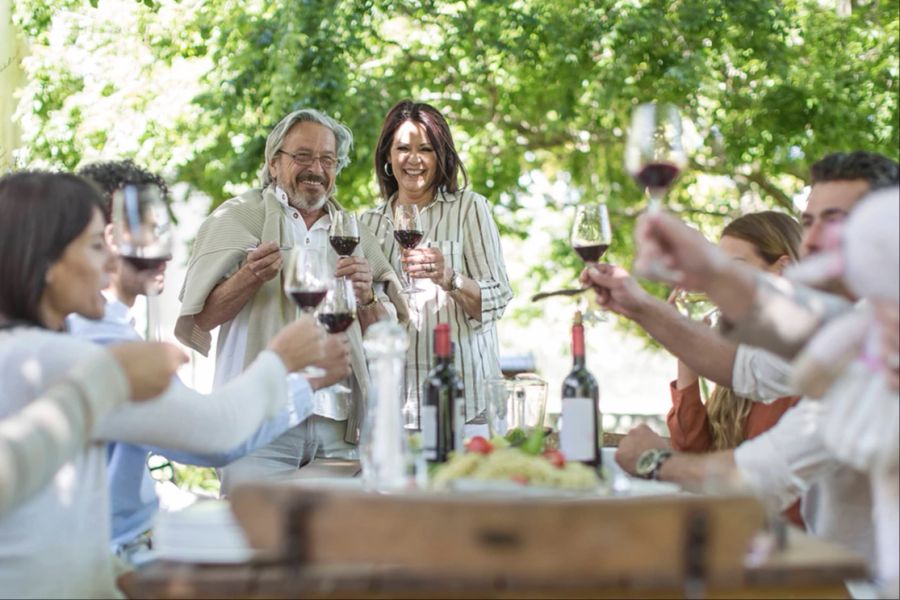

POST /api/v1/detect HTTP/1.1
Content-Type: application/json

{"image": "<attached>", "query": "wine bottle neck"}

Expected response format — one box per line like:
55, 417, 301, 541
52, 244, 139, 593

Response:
571, 323, 585, 367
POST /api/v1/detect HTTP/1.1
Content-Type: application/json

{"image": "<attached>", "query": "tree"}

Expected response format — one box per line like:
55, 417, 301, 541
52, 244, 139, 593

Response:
12, 0, 900, 291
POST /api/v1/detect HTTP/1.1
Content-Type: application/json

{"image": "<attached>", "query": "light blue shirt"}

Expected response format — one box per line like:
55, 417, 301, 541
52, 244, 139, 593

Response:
66, 297, 314, 551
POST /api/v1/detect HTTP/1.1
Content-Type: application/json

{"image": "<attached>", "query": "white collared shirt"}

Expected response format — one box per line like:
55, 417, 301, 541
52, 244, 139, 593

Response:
274, 187, 349, 422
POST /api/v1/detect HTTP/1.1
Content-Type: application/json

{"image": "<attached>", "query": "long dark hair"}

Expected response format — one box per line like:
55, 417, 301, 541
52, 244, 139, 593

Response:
0, 171, 105, 327
374, 100, 468, 201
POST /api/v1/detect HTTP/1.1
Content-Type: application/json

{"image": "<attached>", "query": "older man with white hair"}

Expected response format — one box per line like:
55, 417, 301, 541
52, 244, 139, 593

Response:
177, 109, 405, 491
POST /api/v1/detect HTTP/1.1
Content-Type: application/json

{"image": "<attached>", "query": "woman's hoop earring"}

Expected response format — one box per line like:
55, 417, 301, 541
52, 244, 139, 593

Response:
383, 162, 394, 177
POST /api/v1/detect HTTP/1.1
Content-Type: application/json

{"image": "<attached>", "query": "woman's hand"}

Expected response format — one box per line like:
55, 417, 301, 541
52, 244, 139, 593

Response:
107, 342, 188, 401
402, 247, 452, 289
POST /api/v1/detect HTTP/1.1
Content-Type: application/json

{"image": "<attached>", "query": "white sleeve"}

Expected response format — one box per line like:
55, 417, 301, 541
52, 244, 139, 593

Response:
734, 399, 840, 510
731, 344, 796, 403
94, 350, 290, 453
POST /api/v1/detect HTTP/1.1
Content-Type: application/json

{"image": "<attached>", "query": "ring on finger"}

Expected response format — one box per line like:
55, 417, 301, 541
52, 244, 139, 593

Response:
426, 263, 435, 273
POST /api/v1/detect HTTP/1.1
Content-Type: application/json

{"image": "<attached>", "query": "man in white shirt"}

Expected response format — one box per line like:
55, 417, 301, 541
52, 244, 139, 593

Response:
176, 109, 406, 491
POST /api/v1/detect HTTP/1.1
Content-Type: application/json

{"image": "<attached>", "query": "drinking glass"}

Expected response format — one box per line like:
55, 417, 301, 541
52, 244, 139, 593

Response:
485, 375, 548, 439
393, 204, 424, 294
284, 247, 331, 377
111, 183, 173, 340
317, 277, 357, 393
625, 103, 688, 280
571, 204, 613, 322
329, 211, 360, 257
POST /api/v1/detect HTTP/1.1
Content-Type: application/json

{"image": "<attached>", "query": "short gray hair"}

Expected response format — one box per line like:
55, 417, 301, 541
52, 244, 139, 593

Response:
259, 108, 354, 187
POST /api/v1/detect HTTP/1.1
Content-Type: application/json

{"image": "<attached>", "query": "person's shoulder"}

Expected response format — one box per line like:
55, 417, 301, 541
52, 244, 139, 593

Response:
0, 328, 104, 383
211, 188, 266, 216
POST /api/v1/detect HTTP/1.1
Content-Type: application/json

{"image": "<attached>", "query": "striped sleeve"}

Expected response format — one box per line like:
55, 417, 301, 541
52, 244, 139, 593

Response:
461, 193, 513, 331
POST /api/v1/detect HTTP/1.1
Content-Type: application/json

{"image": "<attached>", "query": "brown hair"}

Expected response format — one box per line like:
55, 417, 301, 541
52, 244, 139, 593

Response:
373, 100, 468, 201
707, 211, 802, 449
0, 172, 105, 327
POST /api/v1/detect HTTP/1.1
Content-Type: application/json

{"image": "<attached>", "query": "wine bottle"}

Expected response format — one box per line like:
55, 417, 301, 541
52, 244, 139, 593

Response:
422, 323, 465, 464
560, 311, 602, 468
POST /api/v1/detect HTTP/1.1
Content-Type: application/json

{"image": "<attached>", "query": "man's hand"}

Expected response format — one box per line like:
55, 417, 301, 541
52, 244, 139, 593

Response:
267, 315, 326, 373
579, 263, 654, 321
335, 256, 375, 305
614, 424, 669, 477
245, 241, 284, 283
307, 333, 352, 391
634, 210, 729, 290
107, 342, 188, 401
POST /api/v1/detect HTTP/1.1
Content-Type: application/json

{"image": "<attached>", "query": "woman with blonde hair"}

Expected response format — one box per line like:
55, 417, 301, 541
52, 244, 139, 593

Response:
666, 210, 804, 524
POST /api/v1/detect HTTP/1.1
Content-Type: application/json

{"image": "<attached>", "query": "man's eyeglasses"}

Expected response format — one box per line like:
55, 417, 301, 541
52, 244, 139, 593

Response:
277, 149, 338, 171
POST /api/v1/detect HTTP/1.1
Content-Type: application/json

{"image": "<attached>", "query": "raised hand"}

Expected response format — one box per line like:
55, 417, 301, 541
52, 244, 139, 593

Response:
306, 333, 352, 391
245, 241, 284, 283
266, 314, 326, 373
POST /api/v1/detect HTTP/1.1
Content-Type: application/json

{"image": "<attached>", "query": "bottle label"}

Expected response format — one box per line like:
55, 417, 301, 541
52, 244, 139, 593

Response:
422, 405, 438, 460
453, 397, 465, 453
560, 397, 596, 462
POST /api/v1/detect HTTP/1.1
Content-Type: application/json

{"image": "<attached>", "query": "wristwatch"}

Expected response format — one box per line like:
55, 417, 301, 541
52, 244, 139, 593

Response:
635, 448, 673, 480
447, 268, 464, 293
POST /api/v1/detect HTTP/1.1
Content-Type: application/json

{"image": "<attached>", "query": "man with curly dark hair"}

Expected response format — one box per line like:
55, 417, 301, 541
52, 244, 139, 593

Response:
76, 159, 170, 222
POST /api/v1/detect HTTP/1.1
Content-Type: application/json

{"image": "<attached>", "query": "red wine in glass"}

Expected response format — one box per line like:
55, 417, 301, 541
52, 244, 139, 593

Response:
121, 255, 171, 271
329, 236, 360, 257
288, 289, 327, 313
318, 312, 356, 334
634, 162, 681, 195
573, 244, 609, 263
394, 229, 424, 249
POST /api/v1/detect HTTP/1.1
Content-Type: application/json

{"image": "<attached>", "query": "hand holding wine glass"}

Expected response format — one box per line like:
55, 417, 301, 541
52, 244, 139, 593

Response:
393, 204, 424, 294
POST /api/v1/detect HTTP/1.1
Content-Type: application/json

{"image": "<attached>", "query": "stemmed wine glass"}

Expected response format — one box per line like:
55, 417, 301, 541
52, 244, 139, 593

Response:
329, 211, 360, 257
111, 183, 173, 340
571, 203, 613, 322
393, 204, 424, 294
317, 277, 357, 393
625, 102, 688, 279
625, 102, 687, 211
284, 247, 331, 377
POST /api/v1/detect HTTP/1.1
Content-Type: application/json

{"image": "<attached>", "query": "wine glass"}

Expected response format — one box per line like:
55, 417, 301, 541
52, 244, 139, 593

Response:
624, 102, 687, 212
317, 277, 357, 394
625, 102, 687, 280
393, 204, 424, 294
111, 183, 173, 340
284, 247, 331, 377
329, 211, 360, 257
571, 203, 612, 322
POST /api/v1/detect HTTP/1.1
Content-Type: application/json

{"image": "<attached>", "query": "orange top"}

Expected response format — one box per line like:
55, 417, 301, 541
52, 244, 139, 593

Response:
666, 380, 804, 528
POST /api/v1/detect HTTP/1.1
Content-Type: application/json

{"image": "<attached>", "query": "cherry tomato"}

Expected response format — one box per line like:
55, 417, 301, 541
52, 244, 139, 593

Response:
543, 449, 566, 469
465, 435, 493, 454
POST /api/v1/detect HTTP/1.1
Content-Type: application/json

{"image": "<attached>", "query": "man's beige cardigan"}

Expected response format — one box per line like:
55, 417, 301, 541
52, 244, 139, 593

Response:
176, 186, 407, 443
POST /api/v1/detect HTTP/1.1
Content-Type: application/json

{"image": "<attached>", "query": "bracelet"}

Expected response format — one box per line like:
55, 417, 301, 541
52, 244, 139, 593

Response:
359, 288, 379, 309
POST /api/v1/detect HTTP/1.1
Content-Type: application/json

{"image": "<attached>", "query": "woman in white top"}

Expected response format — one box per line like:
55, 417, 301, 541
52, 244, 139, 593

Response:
0, 171, 346, 598
361, 100, 512, 430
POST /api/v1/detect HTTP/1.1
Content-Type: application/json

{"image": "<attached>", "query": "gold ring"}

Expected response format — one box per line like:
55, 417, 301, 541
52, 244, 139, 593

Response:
427, 263, 434, 273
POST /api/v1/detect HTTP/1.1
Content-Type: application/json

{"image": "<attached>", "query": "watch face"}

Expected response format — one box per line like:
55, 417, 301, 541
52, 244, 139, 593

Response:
635, 449, 659, 477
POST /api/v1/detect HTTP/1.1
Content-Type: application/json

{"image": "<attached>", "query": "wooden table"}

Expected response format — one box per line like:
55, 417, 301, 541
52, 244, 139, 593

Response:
133, 526, 865, 599
133, 465, 867, 600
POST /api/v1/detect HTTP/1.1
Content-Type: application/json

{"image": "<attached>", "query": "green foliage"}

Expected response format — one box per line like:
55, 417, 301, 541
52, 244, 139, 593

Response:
12, 0, 900, 300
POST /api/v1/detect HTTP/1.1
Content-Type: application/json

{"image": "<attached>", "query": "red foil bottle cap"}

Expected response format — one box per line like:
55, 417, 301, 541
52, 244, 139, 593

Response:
435, 323, 451, 357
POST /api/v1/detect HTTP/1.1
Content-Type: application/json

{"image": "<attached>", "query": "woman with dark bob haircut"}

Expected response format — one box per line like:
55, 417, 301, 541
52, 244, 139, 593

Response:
361, 100, 513, 436
0, 171, 334, 596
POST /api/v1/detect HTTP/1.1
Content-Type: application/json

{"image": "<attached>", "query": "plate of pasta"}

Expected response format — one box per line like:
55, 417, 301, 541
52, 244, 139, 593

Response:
430, 434, 602, 495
